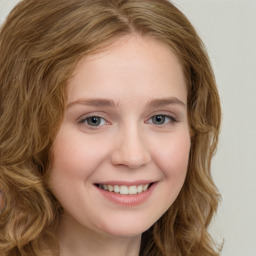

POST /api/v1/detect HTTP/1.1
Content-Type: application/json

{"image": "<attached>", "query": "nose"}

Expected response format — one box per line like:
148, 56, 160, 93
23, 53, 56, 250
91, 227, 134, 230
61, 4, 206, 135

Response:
111, 125, 151, 169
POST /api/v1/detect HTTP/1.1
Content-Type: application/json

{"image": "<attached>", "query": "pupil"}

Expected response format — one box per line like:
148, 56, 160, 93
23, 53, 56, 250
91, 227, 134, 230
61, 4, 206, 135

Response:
88, 117, 100, 126
154, 115, 165, 124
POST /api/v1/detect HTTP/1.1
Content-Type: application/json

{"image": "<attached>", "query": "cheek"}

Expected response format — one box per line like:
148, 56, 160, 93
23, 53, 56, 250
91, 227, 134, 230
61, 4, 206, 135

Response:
51, 131, 109, 179
153, 131, 191, 179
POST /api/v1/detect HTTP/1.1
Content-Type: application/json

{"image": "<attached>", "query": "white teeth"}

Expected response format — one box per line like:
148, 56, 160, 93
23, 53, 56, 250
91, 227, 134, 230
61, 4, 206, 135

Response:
143, 184, 149, 192
128, 185, 137, 195
137, 185, 143, 193
107, 185, 114, 192
120, 186, 129, 195
98, 183, 151, 194
113, 185, 120, 193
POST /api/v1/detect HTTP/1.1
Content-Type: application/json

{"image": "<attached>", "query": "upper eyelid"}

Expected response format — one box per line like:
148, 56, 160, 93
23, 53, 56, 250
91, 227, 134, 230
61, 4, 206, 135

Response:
145, 111, 179, 121
75, 107, 182, 121
77, 112, 109, 122
77, 111, 179, 120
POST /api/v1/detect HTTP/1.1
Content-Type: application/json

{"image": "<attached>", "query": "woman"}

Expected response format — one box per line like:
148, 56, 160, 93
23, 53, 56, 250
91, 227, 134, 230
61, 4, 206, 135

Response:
0, 0, 221, 255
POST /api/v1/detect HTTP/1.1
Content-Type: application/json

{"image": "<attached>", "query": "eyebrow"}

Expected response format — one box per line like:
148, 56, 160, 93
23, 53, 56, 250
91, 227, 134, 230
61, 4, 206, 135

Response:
67, 98, 117, 108
148, 97, 186, 108
67, 97, 186, 109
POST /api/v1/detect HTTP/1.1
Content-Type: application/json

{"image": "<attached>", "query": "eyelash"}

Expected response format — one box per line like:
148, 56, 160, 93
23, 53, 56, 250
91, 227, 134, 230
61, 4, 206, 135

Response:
78, 114, 178, 129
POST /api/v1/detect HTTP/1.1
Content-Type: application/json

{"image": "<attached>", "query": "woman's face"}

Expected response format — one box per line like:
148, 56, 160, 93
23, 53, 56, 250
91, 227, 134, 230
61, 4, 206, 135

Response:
49, 35, 191, 238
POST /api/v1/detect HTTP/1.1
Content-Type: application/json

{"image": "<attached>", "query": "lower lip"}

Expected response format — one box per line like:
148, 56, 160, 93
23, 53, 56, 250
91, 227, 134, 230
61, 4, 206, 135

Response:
95, 183, 157, 207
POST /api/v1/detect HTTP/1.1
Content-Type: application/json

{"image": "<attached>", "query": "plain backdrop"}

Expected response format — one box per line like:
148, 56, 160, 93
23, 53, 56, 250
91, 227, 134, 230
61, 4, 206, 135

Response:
0, 0, 255, 256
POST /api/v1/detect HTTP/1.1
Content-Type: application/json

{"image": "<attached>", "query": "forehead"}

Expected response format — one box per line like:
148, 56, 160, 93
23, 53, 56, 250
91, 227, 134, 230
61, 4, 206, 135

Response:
67, 35, 187, 105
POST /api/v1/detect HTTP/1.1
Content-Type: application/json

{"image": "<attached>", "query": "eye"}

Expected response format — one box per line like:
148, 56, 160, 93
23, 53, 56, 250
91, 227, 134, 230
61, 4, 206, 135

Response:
148, 115, 176, 125
79, 116, 108, 127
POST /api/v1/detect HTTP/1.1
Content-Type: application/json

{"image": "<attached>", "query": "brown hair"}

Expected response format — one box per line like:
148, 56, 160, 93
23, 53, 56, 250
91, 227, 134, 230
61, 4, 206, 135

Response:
0, 0, 221, 255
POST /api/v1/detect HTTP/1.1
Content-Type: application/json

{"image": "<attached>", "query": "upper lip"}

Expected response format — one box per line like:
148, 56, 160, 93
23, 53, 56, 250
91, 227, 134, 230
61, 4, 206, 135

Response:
94, 180, 156, 186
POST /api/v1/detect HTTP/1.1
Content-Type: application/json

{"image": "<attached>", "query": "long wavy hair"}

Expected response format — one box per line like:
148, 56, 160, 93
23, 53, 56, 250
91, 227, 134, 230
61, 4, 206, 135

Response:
0, 0, 221, 255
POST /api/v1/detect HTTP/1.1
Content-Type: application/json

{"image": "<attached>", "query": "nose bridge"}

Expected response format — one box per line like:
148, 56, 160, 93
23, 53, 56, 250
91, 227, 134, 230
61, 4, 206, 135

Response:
111, 122, 151, 168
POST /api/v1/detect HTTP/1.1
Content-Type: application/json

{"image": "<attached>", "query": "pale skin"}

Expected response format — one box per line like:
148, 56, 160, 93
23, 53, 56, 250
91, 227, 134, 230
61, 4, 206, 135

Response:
49, 35, 191, 256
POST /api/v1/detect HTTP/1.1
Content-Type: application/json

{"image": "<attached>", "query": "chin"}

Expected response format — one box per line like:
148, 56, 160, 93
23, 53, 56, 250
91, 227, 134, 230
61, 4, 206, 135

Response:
99, 220, 151, 238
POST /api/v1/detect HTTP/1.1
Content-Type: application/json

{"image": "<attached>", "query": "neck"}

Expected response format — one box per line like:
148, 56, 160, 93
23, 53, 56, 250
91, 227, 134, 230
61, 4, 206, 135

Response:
58, 213, 141, 256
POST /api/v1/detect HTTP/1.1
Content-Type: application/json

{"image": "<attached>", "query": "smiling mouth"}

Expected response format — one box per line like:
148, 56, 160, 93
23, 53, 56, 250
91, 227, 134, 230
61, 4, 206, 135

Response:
95, 183, 154, 195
